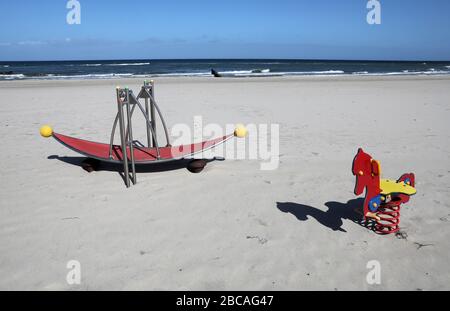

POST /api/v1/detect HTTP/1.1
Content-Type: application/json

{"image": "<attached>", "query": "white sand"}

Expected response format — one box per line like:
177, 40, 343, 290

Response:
0, 76, 449, 290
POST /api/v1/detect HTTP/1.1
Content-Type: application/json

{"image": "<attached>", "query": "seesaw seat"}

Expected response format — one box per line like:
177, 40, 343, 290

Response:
53, 132, 233, 164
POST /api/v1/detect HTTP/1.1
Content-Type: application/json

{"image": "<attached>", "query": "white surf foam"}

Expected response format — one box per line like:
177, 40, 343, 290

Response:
218, 69, 271, 75
155, 72, 211, 77
105, 62, 151, 66
3, 68, 450, 80
27, 73, 135, 80
350, 70, 450, 76
282, 70, 345, 75
220, 70, 253, 74
0, 74, 25, 79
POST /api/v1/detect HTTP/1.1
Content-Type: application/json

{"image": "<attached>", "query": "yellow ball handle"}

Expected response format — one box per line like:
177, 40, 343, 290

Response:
234, 124, 247, 138
40, 125, 53, 138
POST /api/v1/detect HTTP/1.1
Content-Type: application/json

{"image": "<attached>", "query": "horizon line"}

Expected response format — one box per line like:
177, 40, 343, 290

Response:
1, 58, 450, 63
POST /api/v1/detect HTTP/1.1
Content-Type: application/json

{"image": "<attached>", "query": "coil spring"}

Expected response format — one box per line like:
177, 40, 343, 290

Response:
374, 196, 405, 234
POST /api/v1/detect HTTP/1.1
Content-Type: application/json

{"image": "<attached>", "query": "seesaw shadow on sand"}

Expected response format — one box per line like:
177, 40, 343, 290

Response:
276, 199, 375, 232
47, 155, 224, 185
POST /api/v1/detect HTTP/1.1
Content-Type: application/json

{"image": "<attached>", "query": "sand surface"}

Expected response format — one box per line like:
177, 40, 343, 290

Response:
0, 75, 449, 290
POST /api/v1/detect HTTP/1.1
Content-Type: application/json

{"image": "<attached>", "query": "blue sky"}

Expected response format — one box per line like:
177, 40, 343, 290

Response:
0, 0, 449, 61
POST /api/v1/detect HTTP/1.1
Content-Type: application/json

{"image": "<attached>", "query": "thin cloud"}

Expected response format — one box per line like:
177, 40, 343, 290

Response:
18, 40, 46, 46
140, 37, 164, 44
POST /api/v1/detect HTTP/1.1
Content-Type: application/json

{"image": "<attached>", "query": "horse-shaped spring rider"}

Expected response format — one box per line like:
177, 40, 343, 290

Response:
352, 148, 417, 234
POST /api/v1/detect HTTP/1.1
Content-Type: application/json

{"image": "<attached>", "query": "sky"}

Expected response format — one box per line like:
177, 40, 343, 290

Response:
0, 0, 449, 61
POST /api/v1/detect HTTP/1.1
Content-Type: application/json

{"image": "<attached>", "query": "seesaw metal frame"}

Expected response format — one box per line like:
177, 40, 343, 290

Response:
109, 81, 171, 187
45, 80, 238, 188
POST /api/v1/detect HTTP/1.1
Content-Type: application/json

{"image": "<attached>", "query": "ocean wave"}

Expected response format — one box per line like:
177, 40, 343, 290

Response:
2, 65, 10, 68
0, 74, 25, 79
213, 69, 271, 75
235, 62, 284, 65
76, 62, 151, 67
155, 72, 211, 77
349, 72, 406, 76
105, 62, 151, 66
350, 70, 450, 76
282, 70, 345, 75
219, 70, 253, 74
221, 70, 344, 77
25, 73, 136, 80
422, 70, 450, 74
2, 68, 450, 80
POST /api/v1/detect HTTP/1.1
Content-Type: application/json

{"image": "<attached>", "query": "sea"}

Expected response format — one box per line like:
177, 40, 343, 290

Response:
1, 59, 450, 80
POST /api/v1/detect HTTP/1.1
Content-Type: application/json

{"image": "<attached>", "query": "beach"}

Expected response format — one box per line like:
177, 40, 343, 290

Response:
0, 75, 449, 290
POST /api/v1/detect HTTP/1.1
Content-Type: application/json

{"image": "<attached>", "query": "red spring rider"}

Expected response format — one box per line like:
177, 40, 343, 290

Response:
352, 148, 417, 234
